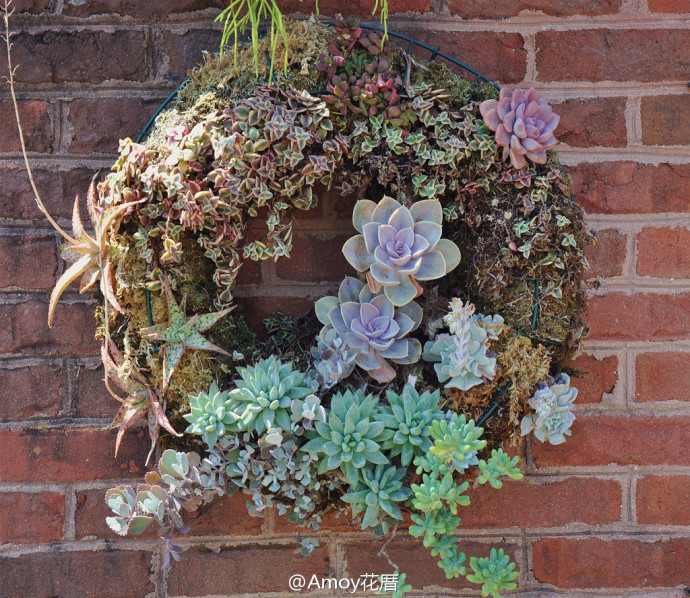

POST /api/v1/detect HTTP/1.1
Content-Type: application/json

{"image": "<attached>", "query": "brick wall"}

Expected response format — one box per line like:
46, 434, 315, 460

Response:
1, 1, 688, 597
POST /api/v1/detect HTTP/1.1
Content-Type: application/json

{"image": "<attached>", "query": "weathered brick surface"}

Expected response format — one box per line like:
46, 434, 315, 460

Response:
72, 362, 115, 417
0, 491, 65, 543
0, 429, 148, 482
568, 353, 618, 404
636, 352, 690, 402
0, 100, 53, 153
642, 95, 690, 146
275, 232, 353, 282
0, 362, 64, 419
62, 0, 226, 17
532, 415, 690, 467
533, 537, 690, 588
587, 292, 690, 341
66, 96, 167, 154
168, 545, 332, 595
6, 31, 149, 84
448, 0, 624, 17
555, 97, 626, 148
535, 29, 690, 82
648, 0, 690, 10
155, 28, 221, 83
585, 228, 627, 279
459, 477, 622, 528
637, 227, 690, 279
0, 233, 58, 290
571, 162, 690, 215
636, 476, 690, 525
0, 168, 79, 221
0, 551, 154, 598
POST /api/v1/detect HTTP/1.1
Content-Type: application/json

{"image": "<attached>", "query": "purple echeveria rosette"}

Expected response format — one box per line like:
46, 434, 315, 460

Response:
315, 277, 422, 383
480, 87, 560, 171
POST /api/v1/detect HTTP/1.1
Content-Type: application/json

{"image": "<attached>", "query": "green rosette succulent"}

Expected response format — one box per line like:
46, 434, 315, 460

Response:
342, 196, 461, 307
184, 382, 239, 448
378, 384, 443, 466
429, 413, 487, 471
299, 389, 390, 486
341, 464, 412, 529
423, 327, 497, 391
315, 276, 422, 384
227, 356, 317, 435
520, 373, 577, 445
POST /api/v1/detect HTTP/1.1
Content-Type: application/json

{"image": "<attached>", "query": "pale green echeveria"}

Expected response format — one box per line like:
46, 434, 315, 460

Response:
315, 276, 422, 384
521, 373, 577, 445
184, 382, 239, 448
311, 326, 359, 388
228, 355, 317, 435
299, 389, 391, 486
342, 196, 461, 307
423, 327, 497, 391
378, 384, 443, 466
341, 464, 412, 529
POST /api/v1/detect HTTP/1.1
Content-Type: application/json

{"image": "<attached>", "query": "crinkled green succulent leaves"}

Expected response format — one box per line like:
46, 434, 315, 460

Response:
342, 196, 461, 307
314, 277, 422, 383
299, 389, 391, 486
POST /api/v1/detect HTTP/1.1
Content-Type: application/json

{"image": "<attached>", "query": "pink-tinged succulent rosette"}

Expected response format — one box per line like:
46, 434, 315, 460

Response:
480, 87, 560, 170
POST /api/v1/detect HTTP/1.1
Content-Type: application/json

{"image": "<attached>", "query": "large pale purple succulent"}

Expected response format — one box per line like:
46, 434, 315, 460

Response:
480, 87, 560, 171
315, 277, 422, 383
342, 196, 461, 307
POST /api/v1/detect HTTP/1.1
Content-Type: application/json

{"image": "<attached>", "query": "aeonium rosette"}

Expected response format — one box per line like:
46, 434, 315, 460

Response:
342, 196, 461, 307
315, 276, 422, 383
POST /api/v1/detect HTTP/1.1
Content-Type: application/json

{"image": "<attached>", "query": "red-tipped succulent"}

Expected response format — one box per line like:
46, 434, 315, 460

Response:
480, 87, 559, 170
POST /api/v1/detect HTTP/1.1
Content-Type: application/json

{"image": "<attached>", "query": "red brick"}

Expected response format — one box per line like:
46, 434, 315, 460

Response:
278, 0, 430, 13
0, 428, 148, 482
401, 29, 527, 84
460, 477, 621, 528
636, 476, 690, 525
0, 491, 64, 543
637, 227, 690, 278
569, 353, 618, 404
72, 362, 115, 418
0, 233, 58, 290
0, 168, 74, 221
0, 301, 99, 355
66, 97, 166, 154
186, 492, 265, 535
155, 28, 222, 83
275, 506, 359, 534
0, 363, 64, 419
571, 162, 690, 215
11, 0, 53, 13
168, 544, 332, 595
554, 97, 626, 147
531, 415, 690, 467
448, 0, 623, 17
636, 352, 689, 402
649, 0, 690, 11
0, 551, 154, 598
63, 0, 225, 17
585, 229, 627, 279
642, 95, 690, 146
536, 29, 690, 82
587, 292, 690, 341
6, 31, 148, 84
275, 232, 352, 283
0, 100, 53, 154
533, 537, 690, 588
345, 540, 518, 590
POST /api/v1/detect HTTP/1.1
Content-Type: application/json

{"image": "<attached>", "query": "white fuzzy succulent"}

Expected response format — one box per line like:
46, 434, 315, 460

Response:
521, 373, 577, 445
423, 299, 498, 390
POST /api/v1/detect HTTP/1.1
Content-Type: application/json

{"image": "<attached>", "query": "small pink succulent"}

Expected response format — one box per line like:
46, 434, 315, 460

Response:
480, 87, 560, 170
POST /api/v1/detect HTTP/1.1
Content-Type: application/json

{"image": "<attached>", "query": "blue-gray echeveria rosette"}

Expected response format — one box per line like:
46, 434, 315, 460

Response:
315, 276, 422, 384
520, 373, 577, 445
342, 196, 461, 307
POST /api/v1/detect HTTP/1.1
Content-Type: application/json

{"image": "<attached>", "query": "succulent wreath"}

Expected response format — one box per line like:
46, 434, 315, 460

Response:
8, 9, 592, 597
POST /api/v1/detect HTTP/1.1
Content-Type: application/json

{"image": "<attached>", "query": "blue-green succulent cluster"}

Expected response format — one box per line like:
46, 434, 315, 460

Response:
520, 373, 577, 445
466, 548, 519, 598
183, 382, 237, 448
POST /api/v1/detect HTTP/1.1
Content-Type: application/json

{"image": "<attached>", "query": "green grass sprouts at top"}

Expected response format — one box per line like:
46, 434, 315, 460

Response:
215, 0, 390, 77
